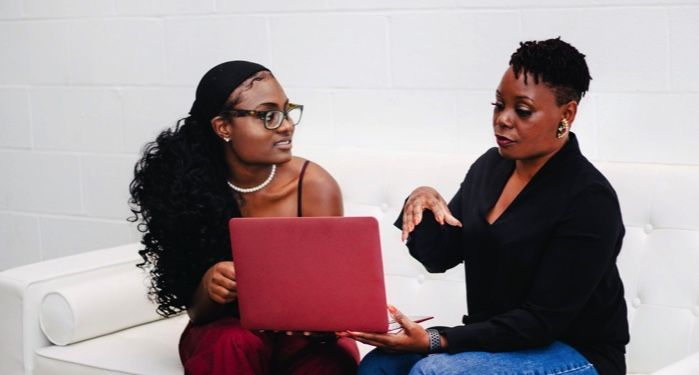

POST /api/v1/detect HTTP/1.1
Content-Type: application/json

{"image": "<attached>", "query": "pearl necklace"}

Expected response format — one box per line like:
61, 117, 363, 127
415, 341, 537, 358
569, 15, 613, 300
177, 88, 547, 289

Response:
227, 165, 277, 193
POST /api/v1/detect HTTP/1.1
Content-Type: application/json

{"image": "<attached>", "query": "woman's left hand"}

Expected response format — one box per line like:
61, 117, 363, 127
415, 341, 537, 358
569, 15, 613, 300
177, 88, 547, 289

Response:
342, 305, 430, 353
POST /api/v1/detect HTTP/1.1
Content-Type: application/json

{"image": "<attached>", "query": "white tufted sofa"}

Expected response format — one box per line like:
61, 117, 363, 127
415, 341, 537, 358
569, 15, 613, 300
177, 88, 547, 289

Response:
1, 148, 698, 375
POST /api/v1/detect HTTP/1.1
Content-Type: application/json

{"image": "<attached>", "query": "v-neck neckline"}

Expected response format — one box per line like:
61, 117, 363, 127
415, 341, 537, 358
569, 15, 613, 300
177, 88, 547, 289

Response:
483, 135, 576, 226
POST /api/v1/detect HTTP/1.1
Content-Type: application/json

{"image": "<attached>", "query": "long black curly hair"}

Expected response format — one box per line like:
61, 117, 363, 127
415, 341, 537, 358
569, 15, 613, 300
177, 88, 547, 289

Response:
509, 37, 591, 105
130, 62, 270, 317
129, 116, 240, 316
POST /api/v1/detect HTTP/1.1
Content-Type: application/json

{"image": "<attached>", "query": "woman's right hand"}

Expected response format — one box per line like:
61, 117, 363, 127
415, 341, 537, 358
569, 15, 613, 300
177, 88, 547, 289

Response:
401, 186, 462, 241
202, 261, 237, 304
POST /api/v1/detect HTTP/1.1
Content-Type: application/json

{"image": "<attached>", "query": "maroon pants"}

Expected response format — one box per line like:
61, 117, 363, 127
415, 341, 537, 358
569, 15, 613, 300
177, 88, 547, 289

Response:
179, 317, 359, 375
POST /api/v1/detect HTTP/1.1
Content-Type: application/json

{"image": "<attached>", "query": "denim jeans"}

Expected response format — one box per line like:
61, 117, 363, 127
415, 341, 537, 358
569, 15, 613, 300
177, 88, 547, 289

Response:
358, 341, 598, 375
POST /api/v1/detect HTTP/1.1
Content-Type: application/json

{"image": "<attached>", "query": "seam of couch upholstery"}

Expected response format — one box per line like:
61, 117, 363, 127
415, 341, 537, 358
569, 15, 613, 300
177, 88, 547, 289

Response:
33, 352, 135, 375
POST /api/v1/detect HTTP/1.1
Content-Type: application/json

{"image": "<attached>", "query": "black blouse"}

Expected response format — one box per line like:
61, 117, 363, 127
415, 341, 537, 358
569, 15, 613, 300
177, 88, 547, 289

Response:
396, 133, 629, 375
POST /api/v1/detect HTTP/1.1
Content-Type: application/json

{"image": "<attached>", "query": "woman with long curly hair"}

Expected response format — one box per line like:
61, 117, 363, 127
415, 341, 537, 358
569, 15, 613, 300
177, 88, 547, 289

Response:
129, 61, 358, 374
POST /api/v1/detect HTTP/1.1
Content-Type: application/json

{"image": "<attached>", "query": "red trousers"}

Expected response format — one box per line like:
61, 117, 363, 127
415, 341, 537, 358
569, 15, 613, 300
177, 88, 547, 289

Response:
179, 317, 359, 374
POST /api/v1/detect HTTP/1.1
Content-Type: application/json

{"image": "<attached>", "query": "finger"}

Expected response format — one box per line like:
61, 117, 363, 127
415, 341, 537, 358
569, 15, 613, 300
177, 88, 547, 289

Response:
349, 335, 378, 346
444, 212, 462, 227
402, 207, 414, 240
347, 333, 391, 348
211, 284, 231, 297
435, 196, 461, 227
213, 276, 237, 291
412, 202, 423, 225
286, 331, 294, 336
348, 331, 395, 346
214, 279, 238, 296
430, 199, 446, 225
211, 285, 236, 303
388, 305, 414, 329
414, 210, 423, 226
404, 221, 416, 241
219, 264, 236, 280
303, 331, 311, 336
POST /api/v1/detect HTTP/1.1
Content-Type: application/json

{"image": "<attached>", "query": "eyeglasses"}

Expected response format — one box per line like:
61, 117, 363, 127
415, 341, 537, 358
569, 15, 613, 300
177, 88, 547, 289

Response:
222, 103, 303, 130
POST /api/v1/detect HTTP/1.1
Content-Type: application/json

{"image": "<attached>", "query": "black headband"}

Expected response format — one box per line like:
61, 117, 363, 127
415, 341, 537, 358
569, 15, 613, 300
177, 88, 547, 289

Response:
189, 61, 270, 123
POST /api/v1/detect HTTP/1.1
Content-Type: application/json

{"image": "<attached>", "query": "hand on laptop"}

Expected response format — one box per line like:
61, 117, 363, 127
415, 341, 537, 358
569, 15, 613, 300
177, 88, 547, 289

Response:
202, 261, 237, 304
401, 187, 462, 242
341, 305, 444, 354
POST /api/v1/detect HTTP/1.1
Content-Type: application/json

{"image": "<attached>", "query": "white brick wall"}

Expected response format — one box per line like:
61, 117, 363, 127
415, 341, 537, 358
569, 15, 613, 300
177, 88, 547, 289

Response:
1, 1, 698, 269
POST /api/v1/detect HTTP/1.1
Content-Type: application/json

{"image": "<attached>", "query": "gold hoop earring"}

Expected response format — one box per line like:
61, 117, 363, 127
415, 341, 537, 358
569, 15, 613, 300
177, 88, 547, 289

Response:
556, 118, 569, 139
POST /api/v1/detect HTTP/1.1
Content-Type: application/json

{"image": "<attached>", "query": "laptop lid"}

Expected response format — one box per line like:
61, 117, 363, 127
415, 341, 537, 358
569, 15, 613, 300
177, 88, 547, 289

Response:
229, 216, 388, 333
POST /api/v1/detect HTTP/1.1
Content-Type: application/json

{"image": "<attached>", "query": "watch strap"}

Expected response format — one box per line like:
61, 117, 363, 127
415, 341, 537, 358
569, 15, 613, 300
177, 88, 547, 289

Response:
426, 328, 441, 353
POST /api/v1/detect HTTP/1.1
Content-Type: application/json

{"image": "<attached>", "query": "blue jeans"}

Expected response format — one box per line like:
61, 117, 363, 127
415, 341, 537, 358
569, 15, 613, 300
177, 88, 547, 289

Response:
358, 341, 598, 375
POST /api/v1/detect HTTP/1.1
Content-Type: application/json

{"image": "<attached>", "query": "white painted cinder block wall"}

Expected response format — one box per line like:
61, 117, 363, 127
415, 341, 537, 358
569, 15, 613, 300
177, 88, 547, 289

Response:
1, 0, 698, 270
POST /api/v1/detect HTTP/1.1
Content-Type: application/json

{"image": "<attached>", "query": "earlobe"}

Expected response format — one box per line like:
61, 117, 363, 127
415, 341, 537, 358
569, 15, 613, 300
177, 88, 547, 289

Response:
556, 118, 569, 139
556, 101, 577, 139
211, 116, 231, 143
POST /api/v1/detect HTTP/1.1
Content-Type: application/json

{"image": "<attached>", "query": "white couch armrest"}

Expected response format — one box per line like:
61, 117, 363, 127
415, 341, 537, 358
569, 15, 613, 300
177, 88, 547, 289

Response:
0, 243, 144, 375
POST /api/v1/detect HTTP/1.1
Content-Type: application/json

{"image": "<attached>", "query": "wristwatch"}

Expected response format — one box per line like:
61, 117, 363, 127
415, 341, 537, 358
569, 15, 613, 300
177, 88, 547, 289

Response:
425, 328, 441, 353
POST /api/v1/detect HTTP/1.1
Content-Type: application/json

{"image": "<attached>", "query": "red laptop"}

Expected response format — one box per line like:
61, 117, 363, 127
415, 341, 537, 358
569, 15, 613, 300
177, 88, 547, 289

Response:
229, 216, 389, 333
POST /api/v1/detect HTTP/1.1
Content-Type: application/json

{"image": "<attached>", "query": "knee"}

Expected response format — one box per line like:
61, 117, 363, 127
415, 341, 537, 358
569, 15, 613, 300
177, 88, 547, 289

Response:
180, 319, 272, 374
409, 355, 448, 375
212, 320, 268, 356
357, 349, 386, 374
359, 349, 423, 375
300, 342, 359, 375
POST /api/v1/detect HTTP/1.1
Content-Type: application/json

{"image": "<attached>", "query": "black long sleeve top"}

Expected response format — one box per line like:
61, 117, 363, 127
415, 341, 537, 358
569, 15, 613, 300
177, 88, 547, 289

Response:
396, 134, 629, 375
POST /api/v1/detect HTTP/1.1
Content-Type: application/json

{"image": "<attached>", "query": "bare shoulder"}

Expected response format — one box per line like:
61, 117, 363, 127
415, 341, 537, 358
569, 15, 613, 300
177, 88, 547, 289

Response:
296, 157, 343, 216
300, 158, 340, 190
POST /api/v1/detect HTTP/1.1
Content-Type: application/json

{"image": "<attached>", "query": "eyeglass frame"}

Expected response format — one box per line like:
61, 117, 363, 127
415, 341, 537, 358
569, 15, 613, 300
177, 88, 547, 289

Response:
219, 103, 303, 130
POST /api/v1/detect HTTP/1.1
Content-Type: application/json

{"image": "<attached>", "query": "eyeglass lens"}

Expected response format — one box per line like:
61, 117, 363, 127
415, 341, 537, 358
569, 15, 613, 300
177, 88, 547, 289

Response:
265, 106, 302, 129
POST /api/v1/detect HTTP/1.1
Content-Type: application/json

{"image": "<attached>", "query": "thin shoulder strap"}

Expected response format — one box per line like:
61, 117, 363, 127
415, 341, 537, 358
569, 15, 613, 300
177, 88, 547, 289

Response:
297, 160, 311, 217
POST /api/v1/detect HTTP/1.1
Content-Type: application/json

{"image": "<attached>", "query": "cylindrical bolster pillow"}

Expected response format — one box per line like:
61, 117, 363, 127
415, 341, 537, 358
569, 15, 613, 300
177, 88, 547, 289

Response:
40, 268, 165, 345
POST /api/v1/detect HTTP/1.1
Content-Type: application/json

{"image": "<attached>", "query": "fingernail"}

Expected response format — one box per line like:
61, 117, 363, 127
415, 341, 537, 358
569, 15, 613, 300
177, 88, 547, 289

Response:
388, 305, 397, 313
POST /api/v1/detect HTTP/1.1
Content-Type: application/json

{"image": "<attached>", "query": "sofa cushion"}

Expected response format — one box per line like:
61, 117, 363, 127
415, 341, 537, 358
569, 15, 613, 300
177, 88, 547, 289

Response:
40, 266, 165, 345
34, 314, 188, 375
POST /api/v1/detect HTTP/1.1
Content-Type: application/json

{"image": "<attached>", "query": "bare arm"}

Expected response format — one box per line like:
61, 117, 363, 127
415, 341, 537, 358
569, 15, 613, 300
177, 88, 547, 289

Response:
187, 261, 237, 325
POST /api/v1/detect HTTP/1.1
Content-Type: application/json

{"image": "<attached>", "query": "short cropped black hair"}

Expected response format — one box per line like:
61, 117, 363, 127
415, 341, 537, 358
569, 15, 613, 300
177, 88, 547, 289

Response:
509, 37, 591, 105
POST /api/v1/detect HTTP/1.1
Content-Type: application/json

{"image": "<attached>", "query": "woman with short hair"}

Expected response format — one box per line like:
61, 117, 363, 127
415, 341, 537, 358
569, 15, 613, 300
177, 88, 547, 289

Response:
352, 38, 629, 375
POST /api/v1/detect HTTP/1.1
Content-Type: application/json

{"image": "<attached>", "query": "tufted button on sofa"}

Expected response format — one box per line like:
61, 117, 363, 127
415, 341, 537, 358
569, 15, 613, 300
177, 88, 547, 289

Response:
1, 149, 698, 374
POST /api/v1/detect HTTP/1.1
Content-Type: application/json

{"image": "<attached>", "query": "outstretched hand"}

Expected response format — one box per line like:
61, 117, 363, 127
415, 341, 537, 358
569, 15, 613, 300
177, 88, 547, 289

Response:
402, 186, 462, 241
341, 305, 430, 353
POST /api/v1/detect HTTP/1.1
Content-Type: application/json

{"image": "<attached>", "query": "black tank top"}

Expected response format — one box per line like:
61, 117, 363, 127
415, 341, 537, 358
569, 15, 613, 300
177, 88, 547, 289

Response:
296, 160, 310, 217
